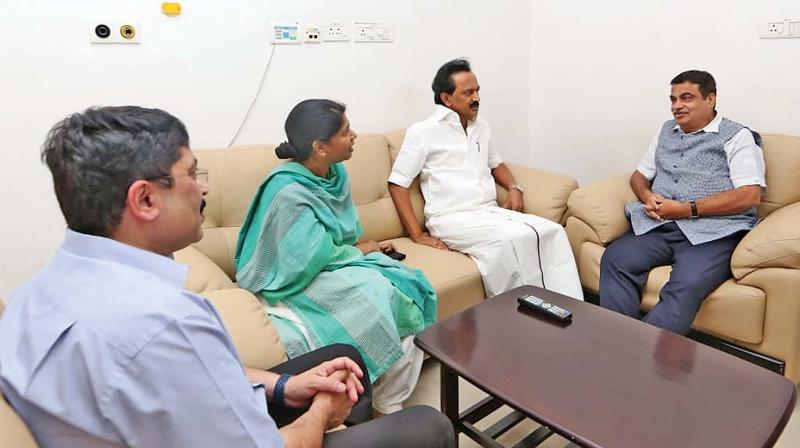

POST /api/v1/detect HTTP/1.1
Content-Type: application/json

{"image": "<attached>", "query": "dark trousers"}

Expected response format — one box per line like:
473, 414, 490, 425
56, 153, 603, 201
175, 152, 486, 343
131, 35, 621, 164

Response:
268, 343, 372, 427
599, 223, 744, 334
269, 344, 455, 448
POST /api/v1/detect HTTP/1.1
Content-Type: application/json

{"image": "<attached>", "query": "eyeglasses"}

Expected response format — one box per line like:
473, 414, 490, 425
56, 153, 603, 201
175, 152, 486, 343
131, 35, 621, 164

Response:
147, 168, 209, 185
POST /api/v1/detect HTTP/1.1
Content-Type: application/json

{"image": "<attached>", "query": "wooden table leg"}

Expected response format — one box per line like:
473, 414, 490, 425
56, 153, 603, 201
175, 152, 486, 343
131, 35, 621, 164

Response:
441, 364, 459, 447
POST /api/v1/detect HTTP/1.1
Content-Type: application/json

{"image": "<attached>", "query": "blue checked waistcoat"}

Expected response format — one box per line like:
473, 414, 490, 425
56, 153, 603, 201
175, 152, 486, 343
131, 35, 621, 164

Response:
625, 118, 760, 245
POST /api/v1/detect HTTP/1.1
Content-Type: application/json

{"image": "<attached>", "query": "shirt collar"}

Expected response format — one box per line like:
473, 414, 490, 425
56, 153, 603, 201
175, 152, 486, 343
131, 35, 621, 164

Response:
433, 104, 472, 125
61, 228, 189, 288
672, 113, 722, 134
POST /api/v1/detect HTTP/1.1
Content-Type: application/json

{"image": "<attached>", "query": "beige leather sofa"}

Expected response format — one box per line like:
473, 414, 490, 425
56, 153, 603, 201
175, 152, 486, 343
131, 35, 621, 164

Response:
0, 132, 577, 446
175, 129, 579, 365
565, 134, 800, 382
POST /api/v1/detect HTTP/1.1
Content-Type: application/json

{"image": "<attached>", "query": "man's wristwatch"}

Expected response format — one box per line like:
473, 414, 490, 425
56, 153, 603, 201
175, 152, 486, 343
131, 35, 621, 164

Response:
509, 184, 524, 193
689, 200, 699, 219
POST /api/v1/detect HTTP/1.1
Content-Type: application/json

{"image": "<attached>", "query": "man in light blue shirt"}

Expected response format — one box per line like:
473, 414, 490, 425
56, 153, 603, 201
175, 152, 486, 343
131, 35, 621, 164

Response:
0, 106, 453, 448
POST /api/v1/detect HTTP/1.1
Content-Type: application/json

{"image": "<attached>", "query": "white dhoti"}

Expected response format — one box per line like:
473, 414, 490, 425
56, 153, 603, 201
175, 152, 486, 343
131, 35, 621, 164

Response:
427, 206, 584, 300
264, 303, 423, 414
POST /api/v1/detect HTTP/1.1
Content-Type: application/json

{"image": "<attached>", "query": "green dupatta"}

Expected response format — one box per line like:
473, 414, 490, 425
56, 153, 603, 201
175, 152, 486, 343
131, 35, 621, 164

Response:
234, 162, 437, 380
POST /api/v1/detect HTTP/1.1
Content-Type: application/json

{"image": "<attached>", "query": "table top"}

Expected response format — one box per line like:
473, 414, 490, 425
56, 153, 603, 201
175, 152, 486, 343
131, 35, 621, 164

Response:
415, 285, 797, 448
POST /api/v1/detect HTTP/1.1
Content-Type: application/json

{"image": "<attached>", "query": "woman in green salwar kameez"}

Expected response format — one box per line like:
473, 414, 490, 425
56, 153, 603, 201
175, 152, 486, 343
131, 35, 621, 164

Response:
234, 99, 437, 414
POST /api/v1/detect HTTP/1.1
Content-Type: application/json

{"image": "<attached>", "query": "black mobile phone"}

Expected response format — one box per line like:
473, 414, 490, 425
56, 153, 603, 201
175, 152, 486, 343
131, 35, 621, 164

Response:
384, 250, 407, 261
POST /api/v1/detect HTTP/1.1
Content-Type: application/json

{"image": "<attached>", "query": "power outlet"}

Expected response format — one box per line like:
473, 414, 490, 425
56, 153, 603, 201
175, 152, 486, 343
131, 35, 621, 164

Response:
304, 23, 321, 43
117, 22, 141, 44
271, 22, 301, 45
89, 20, 141, 44
322, 21, 348, 42
760, 19, 797, 39
88, 20, 116, 44
353, 21, 393, 43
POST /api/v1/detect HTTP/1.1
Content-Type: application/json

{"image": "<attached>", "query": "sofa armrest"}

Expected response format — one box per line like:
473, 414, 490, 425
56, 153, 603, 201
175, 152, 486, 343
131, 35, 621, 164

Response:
567, 173, 636, 244
503, 163, 579, 224
174, 245, 235, 293
732, 201, 800, 279
202, 288, 288, 370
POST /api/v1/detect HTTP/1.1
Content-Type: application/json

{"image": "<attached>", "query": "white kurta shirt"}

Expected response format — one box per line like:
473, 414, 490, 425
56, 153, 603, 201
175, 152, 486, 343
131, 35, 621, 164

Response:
389, 105, 504, 220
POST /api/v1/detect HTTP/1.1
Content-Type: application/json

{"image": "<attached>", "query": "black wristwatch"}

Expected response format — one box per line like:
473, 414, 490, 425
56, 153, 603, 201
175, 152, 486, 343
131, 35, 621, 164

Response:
689, 200, 699, 219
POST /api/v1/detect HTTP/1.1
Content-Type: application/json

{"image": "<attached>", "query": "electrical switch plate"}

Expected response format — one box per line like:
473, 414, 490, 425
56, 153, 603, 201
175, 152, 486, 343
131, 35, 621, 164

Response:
322, 21, 348, 41
271, 22, 301, 44
759, 19, 800, 39
304, 23, 321, 43
89, 20, 141, 44
353, 21, 394, 42
788, 21, 800, 37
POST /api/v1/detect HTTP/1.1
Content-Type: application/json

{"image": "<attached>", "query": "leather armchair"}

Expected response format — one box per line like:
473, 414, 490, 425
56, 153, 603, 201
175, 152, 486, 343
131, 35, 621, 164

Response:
565, 134, 800, 382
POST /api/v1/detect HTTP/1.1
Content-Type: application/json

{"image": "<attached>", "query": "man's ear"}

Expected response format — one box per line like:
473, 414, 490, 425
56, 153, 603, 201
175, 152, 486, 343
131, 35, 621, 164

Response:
707, 92, 717, 108
126, 180, 161, 223
440, 92, 452, 107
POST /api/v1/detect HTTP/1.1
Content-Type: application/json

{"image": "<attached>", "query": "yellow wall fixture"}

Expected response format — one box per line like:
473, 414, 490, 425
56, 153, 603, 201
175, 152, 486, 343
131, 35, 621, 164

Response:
162, 2, 181, 16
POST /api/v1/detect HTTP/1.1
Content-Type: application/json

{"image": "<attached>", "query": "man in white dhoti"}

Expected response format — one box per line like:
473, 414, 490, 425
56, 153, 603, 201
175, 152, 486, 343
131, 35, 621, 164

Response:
388, 59, 583, 300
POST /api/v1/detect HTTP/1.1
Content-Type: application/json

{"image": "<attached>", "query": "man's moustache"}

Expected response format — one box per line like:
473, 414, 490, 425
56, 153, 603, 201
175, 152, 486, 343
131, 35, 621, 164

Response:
470, 101, 480, 108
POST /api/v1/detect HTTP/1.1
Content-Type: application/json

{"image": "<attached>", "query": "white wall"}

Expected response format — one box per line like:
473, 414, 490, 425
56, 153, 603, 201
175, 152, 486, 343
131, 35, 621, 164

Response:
529, 0, 800, 185
0, 0, 531, 298
3, 1, 799, 298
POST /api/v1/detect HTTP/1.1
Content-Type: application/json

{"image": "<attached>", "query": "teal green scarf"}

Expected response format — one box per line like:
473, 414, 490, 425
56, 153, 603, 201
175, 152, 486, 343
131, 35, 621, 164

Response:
234, 162, 437, 380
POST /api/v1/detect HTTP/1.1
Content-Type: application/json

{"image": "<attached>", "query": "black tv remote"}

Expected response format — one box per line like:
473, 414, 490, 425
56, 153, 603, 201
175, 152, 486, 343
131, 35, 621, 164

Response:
517, 294, 572, 322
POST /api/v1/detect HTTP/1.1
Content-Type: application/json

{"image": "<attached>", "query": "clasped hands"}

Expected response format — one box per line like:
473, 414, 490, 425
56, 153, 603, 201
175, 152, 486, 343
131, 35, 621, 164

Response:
644, 193, 691, 220
283, 356, 365, 408
253, 356, 364, 429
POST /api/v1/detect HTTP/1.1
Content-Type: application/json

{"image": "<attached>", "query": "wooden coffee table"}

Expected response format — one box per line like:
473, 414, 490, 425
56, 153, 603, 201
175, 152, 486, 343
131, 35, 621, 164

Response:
415, 285, 796, 448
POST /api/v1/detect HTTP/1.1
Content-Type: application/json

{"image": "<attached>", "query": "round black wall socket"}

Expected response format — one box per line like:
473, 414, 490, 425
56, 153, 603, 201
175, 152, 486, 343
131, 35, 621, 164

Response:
95, 24, 111, 39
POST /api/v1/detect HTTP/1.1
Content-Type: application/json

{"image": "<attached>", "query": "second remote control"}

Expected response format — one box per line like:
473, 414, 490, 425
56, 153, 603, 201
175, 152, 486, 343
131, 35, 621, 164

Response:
517, 294, 572, 322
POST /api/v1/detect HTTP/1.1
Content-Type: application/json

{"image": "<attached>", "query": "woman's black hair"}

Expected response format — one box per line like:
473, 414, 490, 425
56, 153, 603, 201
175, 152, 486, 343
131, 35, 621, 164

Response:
275, 99, 346, 161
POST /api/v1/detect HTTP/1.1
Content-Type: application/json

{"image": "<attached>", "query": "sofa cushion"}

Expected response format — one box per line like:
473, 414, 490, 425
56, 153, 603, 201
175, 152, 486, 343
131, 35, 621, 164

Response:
386, 237, 484, 320
731, 201, 800, 279
175, 245, 235, 292
190, 226, 241, 281
567, 173, 636, 244
758, 134, 800, 217
345, 133, 407, 242
0, 392, 37, 448
579, 241, 765, 343
641, 266, 765, 344
196, 145, 280, 229
504, 163, 578, 225
202, 288, 288, 370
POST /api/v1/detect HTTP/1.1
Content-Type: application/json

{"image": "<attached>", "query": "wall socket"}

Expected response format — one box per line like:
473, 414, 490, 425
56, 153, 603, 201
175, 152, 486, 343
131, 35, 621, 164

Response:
88, 20, 140, 44
322, 21, 348, 41
304, 23, 321, 43
353, 21, 394, 43
760, 18, 800, 39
